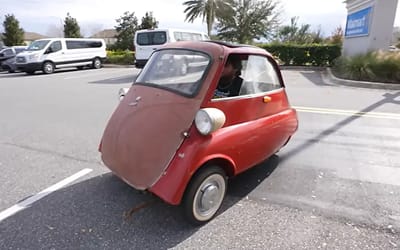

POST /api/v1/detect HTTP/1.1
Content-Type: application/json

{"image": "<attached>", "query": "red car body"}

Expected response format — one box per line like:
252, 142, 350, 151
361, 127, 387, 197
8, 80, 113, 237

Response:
99, 41, 298, 223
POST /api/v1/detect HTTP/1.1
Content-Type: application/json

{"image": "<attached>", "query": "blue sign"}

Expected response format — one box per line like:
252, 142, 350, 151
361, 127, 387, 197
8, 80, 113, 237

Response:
345, 7, 372, 37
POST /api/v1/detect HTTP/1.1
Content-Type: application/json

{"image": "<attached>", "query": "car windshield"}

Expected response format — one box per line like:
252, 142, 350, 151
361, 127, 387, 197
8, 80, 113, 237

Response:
27, 40, 50, 51
135, 49, 210, 96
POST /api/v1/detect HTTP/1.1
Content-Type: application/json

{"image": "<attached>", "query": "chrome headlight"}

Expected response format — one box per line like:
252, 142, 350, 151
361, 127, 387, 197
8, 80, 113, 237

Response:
194, 108, 226, 135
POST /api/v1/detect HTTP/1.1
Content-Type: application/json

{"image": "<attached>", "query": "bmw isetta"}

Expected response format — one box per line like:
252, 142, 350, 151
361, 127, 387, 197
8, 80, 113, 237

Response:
99, 41, 298, 224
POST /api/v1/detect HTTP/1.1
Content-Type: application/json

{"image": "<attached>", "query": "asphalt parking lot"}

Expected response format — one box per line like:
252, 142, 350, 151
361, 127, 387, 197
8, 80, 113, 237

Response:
0, 67, 399, 249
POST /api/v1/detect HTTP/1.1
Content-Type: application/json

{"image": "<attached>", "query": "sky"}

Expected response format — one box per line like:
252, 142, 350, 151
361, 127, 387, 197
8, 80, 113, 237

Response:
0, 0, 400, 37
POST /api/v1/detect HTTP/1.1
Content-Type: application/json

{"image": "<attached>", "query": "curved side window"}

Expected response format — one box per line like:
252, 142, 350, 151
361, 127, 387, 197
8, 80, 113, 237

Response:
239, 55, 282, 95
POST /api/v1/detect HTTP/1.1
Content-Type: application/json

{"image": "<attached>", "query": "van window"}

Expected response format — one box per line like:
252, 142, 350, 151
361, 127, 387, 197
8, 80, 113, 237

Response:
137, 32, 167, 46
173, 32, 203, 41
27, 40, 50, 51
49, 41, 62, 53
14, 48, 26, 54
66, 40, 103, 49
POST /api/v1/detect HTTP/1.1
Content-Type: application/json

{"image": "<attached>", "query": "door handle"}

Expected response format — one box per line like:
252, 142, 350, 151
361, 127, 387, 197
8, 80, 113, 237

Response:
263, 96, 272, 103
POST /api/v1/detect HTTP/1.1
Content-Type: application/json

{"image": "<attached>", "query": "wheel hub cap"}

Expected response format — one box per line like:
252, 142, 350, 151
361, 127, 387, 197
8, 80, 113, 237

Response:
200, 184, 219, 212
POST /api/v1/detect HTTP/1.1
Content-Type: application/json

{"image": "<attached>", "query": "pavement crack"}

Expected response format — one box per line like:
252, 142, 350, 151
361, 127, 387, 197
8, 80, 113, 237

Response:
1, 142, 102, 165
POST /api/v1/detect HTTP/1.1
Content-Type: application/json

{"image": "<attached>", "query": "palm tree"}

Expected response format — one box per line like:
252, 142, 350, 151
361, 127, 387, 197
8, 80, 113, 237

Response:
216, 0, 281, 44
183, 0, 233, 36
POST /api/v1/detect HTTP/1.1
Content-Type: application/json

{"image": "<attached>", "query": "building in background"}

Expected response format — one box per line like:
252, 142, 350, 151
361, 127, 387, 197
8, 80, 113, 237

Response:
90, 29, 117, 46
24, 32, 48, 45
343, 0, 398, 56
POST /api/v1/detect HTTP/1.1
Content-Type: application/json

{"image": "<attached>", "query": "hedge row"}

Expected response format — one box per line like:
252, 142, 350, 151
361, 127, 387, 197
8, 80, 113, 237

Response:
105, 50, 135, 65
104, 44, 342, 67
260, 44, 342, 66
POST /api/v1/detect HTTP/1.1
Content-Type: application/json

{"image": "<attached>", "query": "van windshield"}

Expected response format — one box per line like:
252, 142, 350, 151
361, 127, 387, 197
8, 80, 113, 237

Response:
136, 49, 210, 97
27, 40, 50, 51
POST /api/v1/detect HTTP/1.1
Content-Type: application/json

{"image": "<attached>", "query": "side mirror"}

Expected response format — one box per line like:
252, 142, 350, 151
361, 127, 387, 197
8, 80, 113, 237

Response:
118, 87, 129, 101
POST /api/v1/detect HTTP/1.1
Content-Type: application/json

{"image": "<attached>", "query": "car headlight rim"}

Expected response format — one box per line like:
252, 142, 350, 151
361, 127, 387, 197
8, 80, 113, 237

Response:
195, 108, 226, 136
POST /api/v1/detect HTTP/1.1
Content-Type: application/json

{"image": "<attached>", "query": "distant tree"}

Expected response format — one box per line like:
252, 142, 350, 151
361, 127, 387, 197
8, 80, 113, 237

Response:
310, 26, 324, 44
183, 0, 234, 36
139, 12, 159, 29
63, 13, 82, 38
277, 16, 314, 44
216, 0, 280, 44
327, 26, 344, 45
114, 11, 139, 50
2, 14, 25, 46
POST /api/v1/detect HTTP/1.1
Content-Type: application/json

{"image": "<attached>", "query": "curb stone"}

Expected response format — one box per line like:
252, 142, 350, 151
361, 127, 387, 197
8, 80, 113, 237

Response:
103, 64, 136, 69
324, 68, 400, 90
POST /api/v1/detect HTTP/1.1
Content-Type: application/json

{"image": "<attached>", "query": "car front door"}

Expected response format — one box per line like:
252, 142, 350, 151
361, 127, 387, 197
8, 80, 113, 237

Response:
208, 54, 295, 172
43, 40, 63, 65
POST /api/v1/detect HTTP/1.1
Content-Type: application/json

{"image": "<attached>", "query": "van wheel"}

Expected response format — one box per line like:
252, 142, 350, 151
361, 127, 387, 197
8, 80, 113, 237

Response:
42, 61, 54, 74
92, 58, 102, 69
183, 166, 227, 225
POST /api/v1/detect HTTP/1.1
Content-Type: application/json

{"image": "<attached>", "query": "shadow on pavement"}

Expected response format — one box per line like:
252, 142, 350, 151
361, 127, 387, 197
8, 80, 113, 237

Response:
0, 156, 280, 249
280, 91, 400, 161
89, 75, 136, 85
299, 71, 331, 87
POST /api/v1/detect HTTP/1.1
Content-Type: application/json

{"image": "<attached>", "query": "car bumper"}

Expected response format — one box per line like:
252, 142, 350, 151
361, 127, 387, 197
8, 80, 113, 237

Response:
16, 63, 42, 72
134, 59, 147, 68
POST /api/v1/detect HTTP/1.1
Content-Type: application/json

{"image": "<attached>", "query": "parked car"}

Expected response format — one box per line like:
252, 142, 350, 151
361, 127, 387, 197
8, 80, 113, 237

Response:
99, 41, 298, 224
389, 45, 400, 52
0, 46, 27, 73
15, 38, 106, 74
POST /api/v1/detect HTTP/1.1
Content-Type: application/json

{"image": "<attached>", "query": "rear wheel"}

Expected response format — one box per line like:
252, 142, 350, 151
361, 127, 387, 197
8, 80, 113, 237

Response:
42, 61, 54, 74
92, 57, 102, 69
183, 166, 227, 225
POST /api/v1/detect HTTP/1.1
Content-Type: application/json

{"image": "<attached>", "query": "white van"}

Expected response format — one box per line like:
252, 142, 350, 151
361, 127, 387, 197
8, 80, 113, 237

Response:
134, 28, 209, 68
16, 38, 107, 74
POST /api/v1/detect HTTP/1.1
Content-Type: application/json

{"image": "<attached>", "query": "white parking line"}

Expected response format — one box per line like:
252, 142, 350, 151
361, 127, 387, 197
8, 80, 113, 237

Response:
0, 168, 93, 223
294, 106, 400, 120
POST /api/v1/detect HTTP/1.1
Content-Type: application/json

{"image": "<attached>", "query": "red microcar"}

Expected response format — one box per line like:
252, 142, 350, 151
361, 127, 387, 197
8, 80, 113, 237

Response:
99, 41, 298, 224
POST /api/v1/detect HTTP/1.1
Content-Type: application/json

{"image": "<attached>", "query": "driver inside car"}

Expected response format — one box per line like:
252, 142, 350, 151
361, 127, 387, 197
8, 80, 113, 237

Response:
214, 54, 243, 98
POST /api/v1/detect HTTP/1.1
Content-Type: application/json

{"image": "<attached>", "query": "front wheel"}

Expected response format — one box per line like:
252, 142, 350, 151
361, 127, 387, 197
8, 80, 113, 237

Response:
182, 166, 227, 225
92, 58, 102, 69
42, 61, 54, 74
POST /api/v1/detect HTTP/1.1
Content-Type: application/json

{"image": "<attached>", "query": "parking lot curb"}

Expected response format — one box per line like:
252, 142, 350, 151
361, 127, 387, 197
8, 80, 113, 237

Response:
323, 68, 400, 90
103, 64, 136, 69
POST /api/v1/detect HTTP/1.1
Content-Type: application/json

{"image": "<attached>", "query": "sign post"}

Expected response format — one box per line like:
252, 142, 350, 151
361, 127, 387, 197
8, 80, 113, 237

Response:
343, 0, 398, 56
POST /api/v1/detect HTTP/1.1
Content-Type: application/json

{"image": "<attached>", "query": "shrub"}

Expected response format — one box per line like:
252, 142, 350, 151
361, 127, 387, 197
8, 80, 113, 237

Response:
259, 43, 342, 66
333, 51, 400, 83
105, 50, 135, 65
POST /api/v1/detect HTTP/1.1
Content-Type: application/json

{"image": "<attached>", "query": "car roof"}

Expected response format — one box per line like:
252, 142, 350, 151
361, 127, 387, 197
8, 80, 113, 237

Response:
161, 40, 272, 57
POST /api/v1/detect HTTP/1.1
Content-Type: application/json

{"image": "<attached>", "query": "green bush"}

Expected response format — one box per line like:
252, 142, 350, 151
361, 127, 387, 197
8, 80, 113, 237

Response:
259, 43, 342, 66
105, 50, 135, 65
333, 51, 400, 83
